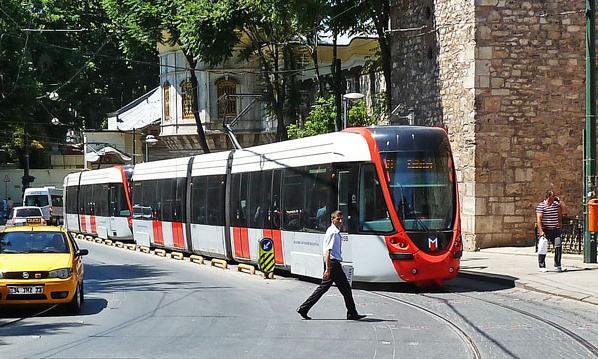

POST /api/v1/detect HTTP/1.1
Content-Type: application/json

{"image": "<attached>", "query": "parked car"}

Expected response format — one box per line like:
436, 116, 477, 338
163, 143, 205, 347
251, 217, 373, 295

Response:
7, 206, 46, 226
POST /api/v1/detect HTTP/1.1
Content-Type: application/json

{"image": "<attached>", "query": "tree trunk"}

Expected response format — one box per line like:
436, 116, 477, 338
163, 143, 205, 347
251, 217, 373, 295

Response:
310, 31, 324, 98
379, 36, 392, 113
371, 0, 393, 113
285, 46, 299, 129
183, 52, 210, 154
332, 33, 342, 131
274, 45, 288, 141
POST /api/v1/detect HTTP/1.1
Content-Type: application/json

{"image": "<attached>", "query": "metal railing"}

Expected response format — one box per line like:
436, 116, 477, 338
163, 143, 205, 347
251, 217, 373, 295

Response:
535, 216, 583, 254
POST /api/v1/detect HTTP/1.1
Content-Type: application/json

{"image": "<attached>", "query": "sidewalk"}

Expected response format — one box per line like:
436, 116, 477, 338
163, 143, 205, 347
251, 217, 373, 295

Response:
458, 247, 598, 305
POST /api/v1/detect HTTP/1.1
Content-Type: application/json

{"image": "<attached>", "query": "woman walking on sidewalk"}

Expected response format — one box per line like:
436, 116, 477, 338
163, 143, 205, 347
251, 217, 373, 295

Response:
536, 190, 564, 272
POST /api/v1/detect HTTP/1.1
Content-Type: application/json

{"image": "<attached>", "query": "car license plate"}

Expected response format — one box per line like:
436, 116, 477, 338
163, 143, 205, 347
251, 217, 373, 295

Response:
8, 286, 44, 295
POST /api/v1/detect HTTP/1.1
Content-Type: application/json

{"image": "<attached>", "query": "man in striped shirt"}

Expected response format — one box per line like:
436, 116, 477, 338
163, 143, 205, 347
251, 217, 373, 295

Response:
536, 191, 564, 272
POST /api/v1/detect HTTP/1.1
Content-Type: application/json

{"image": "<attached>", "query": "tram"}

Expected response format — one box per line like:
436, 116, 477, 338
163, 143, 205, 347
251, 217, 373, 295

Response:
129, 126, 461, 284
63, 166, 134, 241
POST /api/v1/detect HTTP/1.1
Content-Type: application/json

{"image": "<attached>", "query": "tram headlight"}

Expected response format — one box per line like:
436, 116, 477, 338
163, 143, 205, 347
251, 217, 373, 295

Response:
411, 268, 417, 275
449, 267, 454, 273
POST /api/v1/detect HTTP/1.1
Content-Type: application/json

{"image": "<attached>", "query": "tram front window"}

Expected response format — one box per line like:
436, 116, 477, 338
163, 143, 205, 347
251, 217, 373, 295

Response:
381, 151, 455, 231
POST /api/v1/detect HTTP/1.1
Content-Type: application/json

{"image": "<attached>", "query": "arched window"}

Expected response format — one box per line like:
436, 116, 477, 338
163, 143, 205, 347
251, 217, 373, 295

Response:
162, 82, 171, 122
217, 79, 237, 118
181, 80, 194, 119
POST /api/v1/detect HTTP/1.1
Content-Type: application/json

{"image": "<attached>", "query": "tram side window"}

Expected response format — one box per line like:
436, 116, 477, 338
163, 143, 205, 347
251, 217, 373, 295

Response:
132, 181, 143, 218
66, 187, 77, 214
206, 175, 225, 226
304, 165, 334, 233
191, 176, 208, 224
269, 170, 282, 229
144, 180, 159, 219
159, 178, 177, 222
175, 177, 186, 222
78, 185, 86, 214
282, 168, 305, 231
95, 184, 109, 217
113, 183, 130, 217
84, 185, 94, 215
359, 164, 394, 233
230, 173, 249, 227
249, 171, 271, 229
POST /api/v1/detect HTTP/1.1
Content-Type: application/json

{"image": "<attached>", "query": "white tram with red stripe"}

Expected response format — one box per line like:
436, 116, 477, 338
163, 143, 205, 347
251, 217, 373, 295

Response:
130, 126, 462, 284
63, 166, 134, 241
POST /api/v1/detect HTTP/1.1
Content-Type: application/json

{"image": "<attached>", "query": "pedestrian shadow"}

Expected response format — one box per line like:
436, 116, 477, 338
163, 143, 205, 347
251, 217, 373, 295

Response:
564, 266, 598, 272
307, 318, 396, 323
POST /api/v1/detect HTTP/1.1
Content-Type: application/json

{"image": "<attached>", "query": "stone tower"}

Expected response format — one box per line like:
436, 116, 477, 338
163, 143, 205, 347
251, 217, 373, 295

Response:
390, 0, 586, 250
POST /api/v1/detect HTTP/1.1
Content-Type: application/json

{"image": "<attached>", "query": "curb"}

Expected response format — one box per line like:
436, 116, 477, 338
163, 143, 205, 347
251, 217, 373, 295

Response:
458, 270, 598, 306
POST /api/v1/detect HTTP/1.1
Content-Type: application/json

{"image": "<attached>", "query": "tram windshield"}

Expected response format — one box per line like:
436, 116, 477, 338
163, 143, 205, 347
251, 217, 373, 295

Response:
369, 126, 456, 232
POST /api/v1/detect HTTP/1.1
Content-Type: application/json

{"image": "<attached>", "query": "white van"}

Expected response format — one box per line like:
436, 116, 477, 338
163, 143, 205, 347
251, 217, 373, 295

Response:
23, 187, 64, 224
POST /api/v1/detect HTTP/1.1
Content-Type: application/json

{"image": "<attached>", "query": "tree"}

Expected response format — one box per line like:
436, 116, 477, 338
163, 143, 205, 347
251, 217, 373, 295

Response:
102, 0, 246, 153
287, 96, 335, 139
0, 0, 157, 167
287, 96, 378, 139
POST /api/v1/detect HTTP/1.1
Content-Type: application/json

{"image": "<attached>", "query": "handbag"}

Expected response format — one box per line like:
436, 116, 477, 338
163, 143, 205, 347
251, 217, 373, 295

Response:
537, 235, 548, 255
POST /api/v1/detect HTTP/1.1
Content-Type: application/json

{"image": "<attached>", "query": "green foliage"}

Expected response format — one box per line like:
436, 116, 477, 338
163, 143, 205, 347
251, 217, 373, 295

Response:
288, 95, 384, 139
288, 97, 336, 139
348, 100, 372, 127
1, 0, 157, 167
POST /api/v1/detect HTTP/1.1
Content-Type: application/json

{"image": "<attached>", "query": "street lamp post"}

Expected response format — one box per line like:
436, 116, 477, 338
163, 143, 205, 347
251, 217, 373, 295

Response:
585, 0, 598, 263
144, 134, 158, 162
342, 92, 365, 130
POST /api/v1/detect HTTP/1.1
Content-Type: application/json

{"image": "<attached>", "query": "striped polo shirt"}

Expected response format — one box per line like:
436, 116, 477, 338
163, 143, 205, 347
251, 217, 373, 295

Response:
536, 199, 560, 228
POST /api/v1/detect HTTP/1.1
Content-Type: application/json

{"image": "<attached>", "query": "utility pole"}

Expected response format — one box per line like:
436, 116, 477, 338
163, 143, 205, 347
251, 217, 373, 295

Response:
21, 128, 34, 196
584, 0, 597, 263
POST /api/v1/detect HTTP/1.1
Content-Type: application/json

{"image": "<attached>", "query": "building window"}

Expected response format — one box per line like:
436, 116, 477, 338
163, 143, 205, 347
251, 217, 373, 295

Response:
181, 80, 194, 119
162, 82, 171, 122
217, 79, 237, 118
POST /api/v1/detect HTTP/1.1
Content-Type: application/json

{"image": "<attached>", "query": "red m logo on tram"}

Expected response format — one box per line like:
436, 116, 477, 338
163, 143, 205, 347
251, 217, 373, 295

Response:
428, 237, 438, 251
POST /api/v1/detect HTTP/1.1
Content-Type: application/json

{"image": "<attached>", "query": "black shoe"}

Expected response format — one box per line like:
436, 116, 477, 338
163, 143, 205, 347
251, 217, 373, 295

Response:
347, 313, 366, 320
297, 308, 311, 320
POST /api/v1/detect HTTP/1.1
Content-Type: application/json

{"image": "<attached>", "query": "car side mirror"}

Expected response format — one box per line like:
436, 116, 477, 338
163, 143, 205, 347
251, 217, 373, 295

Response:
77, 249, 89, 256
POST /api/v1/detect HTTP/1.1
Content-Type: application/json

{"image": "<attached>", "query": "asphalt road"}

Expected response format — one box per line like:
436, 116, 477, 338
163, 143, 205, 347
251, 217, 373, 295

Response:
1, 239, 597, 359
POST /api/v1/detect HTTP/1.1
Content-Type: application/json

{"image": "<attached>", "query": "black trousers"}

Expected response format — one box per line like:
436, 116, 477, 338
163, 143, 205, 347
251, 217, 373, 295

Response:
298, 260, 358, 316
538, 227, 562, 268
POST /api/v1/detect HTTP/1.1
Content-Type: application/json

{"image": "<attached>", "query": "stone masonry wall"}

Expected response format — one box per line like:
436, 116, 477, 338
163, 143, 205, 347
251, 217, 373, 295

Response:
474, 0, 585, 247
391, 0, 586, 249
391, 0, 478, 250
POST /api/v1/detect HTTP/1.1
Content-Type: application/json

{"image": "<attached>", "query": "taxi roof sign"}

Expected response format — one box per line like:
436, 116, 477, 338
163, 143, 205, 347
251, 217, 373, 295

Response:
25, 217, 43, 226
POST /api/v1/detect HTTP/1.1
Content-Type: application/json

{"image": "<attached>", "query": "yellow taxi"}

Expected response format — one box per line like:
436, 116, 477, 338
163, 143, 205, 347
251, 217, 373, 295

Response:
0, 221, 88, 313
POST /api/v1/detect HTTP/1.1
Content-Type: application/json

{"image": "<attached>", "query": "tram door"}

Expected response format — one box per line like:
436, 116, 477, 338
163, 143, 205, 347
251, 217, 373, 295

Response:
335, 165, 358, 262
108, 184, 119, 238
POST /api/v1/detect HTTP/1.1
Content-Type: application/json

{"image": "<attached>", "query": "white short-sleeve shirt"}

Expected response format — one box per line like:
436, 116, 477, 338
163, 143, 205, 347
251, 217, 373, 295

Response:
323, 224, 342, 261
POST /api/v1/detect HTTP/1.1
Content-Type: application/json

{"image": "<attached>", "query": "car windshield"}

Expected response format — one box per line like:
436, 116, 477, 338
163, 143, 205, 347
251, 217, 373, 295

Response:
0, 232, 69, 254
24, 195, 49, 207
15, 208, 43, 218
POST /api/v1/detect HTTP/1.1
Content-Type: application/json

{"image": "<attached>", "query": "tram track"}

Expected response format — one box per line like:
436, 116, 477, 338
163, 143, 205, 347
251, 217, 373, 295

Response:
453, 291, 598, 358
367, 291, 482, 359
